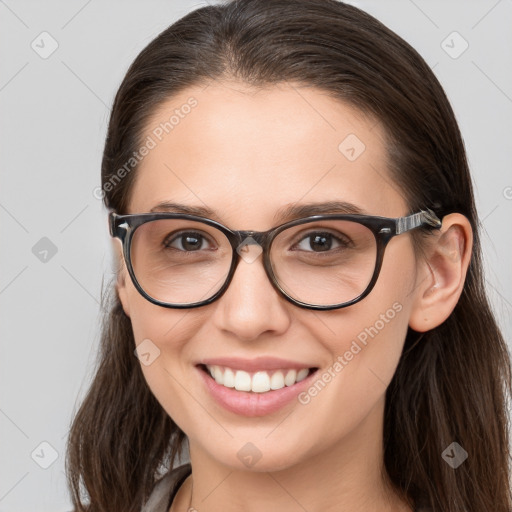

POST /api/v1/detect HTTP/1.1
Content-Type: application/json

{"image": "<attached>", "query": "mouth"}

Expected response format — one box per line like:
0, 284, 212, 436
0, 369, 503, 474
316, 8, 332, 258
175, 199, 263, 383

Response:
197, 363, 319, 393
196, 363, 320, 416
195, 361, 320, 417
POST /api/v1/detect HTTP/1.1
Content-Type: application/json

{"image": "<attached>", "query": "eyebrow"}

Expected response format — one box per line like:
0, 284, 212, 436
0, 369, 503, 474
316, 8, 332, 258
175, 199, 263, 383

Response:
149, 200, 367, 224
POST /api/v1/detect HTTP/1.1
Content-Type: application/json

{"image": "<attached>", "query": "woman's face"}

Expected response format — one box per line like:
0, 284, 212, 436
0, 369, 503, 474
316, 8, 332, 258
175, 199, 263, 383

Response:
116, 80, 421, 472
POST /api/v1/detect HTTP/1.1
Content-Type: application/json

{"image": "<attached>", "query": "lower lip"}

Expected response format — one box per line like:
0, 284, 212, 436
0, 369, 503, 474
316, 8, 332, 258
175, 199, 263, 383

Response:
196, 366, 318, 417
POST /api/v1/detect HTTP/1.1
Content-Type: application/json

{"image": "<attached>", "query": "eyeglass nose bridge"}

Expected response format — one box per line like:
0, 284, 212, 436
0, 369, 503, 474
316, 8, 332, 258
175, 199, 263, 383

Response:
234, 229, 270, 246
230, 229, 278, 266
229, 229, 271, 266
220, 229, 296, 307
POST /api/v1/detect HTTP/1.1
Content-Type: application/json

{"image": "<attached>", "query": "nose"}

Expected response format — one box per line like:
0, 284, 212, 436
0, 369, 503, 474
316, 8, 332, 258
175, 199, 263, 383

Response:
210, 247, 292, 342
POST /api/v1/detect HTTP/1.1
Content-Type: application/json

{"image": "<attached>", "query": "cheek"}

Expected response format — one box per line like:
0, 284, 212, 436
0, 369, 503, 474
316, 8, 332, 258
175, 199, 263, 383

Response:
341, 241, 416, 378
124, 281, 211, 428
303, 299, 409, 416
354, 262, 415, 374
300, 241, 416, 421
124, 275, 205, 349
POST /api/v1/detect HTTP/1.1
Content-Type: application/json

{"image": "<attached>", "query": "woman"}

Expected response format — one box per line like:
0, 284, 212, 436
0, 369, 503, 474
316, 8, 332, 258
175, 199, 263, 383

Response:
65, 0, 512, 511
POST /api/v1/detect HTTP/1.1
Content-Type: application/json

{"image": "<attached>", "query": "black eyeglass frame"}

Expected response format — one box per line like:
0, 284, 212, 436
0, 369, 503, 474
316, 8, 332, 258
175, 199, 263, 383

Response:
109, 208, 442, 311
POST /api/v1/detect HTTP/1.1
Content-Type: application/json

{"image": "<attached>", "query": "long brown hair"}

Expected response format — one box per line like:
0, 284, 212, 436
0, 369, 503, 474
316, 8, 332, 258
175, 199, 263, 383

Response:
65, 1, 512, 510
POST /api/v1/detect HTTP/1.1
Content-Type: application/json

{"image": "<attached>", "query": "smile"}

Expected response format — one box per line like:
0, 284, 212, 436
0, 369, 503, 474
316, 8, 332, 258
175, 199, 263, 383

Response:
196, 363, 320, 417
203, 364, 314, 393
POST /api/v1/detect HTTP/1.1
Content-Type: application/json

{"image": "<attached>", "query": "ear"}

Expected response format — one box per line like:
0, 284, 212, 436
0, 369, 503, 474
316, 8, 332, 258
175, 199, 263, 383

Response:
112, 239, 131, 318
408, 213, 473, 332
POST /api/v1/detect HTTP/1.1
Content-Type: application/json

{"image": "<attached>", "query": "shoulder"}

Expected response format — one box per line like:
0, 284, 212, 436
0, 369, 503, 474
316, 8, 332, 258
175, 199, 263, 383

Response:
141, 463, 192, 512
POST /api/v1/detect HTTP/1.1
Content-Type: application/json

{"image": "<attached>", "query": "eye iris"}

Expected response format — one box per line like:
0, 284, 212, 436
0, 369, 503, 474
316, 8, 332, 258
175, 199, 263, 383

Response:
182, 234, 202, 251
310, 234, 331, 251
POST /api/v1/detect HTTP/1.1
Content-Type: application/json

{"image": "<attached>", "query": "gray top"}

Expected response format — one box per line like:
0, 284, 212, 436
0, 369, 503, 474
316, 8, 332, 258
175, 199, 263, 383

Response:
141, 463, 192, 512
140, 463, 430, 511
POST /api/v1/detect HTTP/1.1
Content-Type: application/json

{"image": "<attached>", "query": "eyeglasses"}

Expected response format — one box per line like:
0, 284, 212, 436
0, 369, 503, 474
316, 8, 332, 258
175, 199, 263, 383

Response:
109, 209, 441, 310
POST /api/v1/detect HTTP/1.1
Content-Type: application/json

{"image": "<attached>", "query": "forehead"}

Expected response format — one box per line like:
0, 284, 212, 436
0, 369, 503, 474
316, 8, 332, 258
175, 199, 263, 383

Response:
128, 80, 407, 228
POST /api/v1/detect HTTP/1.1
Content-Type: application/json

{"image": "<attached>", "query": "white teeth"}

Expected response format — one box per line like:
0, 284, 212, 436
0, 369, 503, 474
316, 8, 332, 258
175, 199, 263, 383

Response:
270, 371, 284, 390
223, 368, 236, 388
252, 371, 270, 393
205, 365, 312, 393
296, 368, 309, 382
234, 370, 252, 391
213, 366, 223, 384
284, 369, 297, 386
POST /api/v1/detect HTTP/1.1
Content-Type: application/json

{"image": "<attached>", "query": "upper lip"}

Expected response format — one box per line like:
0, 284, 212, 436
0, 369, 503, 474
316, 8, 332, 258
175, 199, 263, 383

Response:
196, 356, 317, 372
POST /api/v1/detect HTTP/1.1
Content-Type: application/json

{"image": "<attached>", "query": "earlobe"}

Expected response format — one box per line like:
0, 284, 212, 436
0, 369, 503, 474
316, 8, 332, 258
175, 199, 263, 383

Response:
408, 213, 473, 332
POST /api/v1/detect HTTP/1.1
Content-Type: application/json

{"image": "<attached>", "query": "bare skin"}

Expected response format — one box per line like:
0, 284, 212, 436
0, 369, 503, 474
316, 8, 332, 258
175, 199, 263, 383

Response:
114, 80, 472, 512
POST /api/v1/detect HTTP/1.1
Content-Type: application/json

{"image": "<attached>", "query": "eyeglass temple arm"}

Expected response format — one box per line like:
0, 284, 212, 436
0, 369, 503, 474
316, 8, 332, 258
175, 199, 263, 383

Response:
396, 208, 442, 234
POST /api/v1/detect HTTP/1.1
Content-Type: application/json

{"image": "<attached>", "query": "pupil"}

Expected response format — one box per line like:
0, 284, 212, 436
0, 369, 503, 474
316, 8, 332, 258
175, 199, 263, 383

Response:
311, 234, 331, 251
182, 234, 201, 251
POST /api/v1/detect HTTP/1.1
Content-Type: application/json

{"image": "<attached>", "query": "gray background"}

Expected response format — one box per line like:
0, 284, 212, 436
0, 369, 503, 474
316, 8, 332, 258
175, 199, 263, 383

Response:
1, 1, 511, 510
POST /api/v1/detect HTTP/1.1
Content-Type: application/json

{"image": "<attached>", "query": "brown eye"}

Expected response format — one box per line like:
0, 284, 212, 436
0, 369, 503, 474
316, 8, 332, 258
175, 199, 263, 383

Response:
293, 231, 351, 253
163, 231, 212, 251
